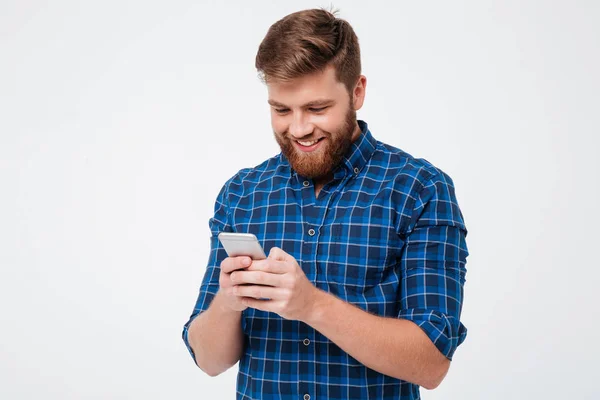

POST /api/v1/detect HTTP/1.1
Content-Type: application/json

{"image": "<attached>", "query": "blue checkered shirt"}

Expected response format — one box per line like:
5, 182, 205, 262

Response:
183, 120, 468, 399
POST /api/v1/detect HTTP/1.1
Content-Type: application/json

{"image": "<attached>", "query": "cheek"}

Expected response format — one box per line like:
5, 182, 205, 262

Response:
270, 113, 288, 134
315, 109, 346, 133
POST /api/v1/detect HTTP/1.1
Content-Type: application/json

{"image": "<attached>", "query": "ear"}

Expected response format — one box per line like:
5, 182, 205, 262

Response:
352, 75, 367, 111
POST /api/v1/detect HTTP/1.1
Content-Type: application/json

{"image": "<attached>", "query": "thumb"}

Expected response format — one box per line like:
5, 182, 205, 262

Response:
268, 246, 289, 261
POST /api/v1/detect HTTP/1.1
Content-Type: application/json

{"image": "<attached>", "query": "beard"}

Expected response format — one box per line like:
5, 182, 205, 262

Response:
274, 106, 358, 180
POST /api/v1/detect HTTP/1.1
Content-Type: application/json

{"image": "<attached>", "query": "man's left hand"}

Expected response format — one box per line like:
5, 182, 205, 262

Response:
229, 247, 318, 322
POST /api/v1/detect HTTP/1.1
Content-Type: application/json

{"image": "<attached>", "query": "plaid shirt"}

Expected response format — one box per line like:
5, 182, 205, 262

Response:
183, 120, 468, 400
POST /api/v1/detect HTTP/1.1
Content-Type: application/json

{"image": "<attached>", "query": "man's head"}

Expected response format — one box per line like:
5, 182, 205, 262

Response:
255, 9, 366, 180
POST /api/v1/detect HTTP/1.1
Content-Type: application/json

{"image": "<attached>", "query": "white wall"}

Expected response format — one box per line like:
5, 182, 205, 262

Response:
1, 1, 598, 399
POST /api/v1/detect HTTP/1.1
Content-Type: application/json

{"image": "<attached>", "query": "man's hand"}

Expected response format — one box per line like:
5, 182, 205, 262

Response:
218, 256, 253, 312
229, 247, 318, 322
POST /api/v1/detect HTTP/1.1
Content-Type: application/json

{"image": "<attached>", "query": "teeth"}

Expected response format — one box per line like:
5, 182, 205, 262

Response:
298, 139, 319, 146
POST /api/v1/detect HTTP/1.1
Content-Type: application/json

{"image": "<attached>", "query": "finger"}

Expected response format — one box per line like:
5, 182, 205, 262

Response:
241, 297, 274, 312
230, 270, 282, 287
234, 285, 282, 300
220, 256, 252, 274
268, 247, 292, 262
247, 258, 289, 274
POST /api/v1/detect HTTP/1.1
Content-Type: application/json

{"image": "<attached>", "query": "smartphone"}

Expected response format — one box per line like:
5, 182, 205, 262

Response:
217, 232, 267, 260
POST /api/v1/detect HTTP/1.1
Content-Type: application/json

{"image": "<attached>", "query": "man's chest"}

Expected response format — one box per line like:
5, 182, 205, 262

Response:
229, 182, 410, 306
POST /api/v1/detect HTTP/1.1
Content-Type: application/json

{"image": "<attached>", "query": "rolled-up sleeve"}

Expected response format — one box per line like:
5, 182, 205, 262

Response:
181, 180, 233, 363
397, 171, 469, 360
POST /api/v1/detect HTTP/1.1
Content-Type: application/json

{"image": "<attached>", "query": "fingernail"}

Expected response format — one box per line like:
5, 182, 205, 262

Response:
243, 258, 251, 266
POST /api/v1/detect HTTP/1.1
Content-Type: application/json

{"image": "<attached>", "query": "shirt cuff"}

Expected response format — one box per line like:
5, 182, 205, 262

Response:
181, 313, 202, 366
398, 308, 467, 360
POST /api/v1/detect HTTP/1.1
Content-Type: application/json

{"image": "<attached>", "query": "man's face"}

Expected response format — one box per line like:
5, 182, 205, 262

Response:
267, 65, 363, 180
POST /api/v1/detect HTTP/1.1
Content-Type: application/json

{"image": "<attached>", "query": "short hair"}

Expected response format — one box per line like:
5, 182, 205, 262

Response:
255, 8, 361, 94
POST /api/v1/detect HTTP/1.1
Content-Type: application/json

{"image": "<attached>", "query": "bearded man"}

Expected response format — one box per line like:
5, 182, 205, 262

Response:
183, 8, 469, 400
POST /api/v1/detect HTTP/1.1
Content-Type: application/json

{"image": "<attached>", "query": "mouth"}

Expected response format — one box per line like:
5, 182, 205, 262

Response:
294, 137, 325, 152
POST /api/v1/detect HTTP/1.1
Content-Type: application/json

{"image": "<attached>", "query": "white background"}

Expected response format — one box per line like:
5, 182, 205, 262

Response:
1, 1, 598, 399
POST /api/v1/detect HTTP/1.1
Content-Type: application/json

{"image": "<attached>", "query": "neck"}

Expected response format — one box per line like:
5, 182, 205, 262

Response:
350, 121, 362, 142
314, 172, 333, 198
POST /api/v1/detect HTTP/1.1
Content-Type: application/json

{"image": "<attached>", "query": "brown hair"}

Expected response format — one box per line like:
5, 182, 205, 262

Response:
255, 8, 361, 95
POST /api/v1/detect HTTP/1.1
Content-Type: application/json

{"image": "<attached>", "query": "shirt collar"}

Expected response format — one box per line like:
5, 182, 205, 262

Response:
339, 119, 377, 177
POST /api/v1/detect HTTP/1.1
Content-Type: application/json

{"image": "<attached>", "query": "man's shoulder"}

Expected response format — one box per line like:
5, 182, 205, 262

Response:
373, 140, 452, 189
223, 153, 289, 192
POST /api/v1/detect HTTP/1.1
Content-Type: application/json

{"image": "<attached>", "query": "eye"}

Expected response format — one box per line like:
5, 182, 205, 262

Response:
274, 108, 290, 114
309, 107, 328, 113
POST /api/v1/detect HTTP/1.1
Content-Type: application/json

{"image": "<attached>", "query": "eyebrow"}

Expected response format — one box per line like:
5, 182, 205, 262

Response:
267, 99, 335, 108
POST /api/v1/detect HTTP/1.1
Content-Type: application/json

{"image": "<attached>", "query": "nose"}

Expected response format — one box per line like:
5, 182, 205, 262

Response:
288, 113, 313, 139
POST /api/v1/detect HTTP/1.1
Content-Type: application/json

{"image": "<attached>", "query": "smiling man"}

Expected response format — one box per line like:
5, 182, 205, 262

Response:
183, 8, 469, 400
267, 66, 362, 198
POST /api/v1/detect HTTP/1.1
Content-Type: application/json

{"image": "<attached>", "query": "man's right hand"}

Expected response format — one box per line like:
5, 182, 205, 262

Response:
218, 256, 252, 312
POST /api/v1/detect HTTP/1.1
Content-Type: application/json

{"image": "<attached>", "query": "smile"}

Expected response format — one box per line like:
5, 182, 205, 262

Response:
294, 137, 325, 152
298, 139, 319, 146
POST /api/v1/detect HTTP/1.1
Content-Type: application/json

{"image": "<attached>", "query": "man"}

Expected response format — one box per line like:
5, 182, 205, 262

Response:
183, 8, 468, 400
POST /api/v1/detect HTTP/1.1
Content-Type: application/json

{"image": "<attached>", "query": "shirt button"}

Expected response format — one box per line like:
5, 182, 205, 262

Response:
303, 180, 310, 187
303, 338, 310, 346
354, 167, 360, 174
308, 228, 316, 236
304, 395, 311, 400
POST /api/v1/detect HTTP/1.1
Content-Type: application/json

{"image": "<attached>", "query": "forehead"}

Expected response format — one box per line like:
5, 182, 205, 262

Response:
267, 65, 348, 106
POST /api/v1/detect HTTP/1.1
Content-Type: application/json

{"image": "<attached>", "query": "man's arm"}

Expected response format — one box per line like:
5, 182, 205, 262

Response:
184, 254, 257, 376
304, 289, 449, 389
186, 291, 244, 377
235, 249, 453, 389
182, 176, 251, 376
305, 173, 467, 388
